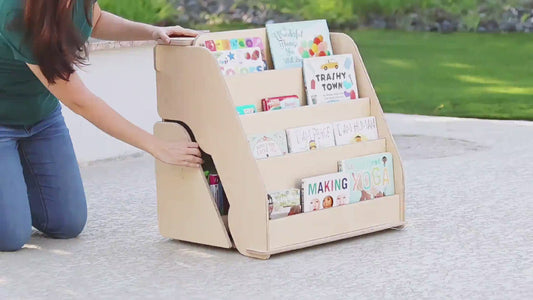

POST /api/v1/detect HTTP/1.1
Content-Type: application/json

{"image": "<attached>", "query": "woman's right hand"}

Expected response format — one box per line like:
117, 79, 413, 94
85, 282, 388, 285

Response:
152, 139, 204, 168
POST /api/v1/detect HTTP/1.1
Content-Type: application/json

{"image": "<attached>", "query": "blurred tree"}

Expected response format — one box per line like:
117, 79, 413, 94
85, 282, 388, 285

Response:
98, 0, 176, 25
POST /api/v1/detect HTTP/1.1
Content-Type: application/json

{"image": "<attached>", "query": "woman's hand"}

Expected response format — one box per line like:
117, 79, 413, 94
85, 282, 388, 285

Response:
152, 26, 199, 44
152, 140, 204, 168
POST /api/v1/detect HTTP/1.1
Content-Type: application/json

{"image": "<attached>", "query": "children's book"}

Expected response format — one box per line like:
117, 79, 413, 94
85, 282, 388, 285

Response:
236, 105, 257, 115
248, 131, 289, 159
285, 123, 335, 153
266, 20, 333, 70
212, 47, 266, 76
262, 95, 300, 111
202, 36, 268, 73
303, 54, 358, 105
333, 117, 379, 146
267, 189, 302, 220
301, 172, 352, 213
338, 153, 395, 202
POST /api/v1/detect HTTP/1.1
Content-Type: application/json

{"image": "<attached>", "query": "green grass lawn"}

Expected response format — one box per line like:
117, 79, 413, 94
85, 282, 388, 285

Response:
351, 30, 533, 120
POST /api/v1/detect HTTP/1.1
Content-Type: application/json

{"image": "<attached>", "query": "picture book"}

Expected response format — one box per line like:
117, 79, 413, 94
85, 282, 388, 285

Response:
267, 189, 302, 220
266, 20, 333, 70
212, 47, 266, 76
338, 153, 395, 202
303, 54, 359, 105
285, 123, 335, 153
202, 36, 268, 72
262, 95, 300, 111
301, 172, 352, 213
333, 117, 379, 146
236, 104, 257, 115
248, 131, 289, 159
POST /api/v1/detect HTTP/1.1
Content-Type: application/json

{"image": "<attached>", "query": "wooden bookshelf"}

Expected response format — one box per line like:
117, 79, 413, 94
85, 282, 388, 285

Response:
153, 28, 405, 259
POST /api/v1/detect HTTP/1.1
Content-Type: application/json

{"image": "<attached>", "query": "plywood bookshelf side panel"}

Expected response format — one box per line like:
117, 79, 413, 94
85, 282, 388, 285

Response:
155, 45, 269, 257
331, 33, 406, 222
154, 122, 232, 248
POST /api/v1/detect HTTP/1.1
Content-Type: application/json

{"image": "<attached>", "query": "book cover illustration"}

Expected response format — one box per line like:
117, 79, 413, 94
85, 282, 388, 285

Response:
286, 123, 335, 153
303, 54, 358, 105
248, 131, 289, 159
266, 20, 333, 70
236, 104, 257, 115
338, 153, 395, 202
262, 95, 300, 111
333, 117, 379, 146
301, 172, 351, 213
202, 36, 268, 70
213, 47, 266, 76
267, 189, 302, 220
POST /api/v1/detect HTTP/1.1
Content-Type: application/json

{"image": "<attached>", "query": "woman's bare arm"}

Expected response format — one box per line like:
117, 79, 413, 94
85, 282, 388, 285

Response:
90, 3, 197, 43
26, 64, 203, 168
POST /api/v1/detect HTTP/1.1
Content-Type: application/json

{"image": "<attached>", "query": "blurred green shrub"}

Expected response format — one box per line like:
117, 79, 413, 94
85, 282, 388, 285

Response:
98, 0, 176, 25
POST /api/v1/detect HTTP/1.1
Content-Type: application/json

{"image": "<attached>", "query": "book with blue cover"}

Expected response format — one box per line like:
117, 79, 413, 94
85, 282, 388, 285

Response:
338, 153, 395, 202
266, 20, 333, 70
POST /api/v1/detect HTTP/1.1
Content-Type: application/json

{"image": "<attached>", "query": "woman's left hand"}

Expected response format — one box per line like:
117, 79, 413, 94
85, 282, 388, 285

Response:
152, 26, 199, 44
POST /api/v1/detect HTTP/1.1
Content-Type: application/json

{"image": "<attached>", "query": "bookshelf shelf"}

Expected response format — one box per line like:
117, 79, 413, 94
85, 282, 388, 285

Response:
257, 139, 387, 192
153, 28, 405, 259
240, 98, 371, 135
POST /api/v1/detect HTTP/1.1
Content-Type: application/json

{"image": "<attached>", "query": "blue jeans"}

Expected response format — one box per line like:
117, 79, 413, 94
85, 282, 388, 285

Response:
0, 106, 87, 251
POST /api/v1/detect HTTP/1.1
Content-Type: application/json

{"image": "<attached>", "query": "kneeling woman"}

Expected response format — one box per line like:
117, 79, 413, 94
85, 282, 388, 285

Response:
0, 0, 202, 251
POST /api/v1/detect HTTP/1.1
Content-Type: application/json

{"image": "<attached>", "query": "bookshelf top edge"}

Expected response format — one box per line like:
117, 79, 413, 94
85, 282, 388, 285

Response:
157, 29, 352, 48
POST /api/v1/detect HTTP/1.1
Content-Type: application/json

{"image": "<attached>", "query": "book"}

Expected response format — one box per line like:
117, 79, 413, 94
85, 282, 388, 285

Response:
212, 47, 266, 76
338, 153, 395, 202
209, 174, 225, 214
285, 123, 335, 153
333, 117, 379, 146
303, 54, 359, 105
267, 189, 302, 219
236, 105, 257, 115
248, 131, 289, 159
261, 95, 300, 111
266, 20, 333, 70
202, 36, 268, 72
301, 172, 351, 213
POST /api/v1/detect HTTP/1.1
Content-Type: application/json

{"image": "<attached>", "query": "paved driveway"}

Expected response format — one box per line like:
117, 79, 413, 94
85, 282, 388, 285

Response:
1, 114, 532, 299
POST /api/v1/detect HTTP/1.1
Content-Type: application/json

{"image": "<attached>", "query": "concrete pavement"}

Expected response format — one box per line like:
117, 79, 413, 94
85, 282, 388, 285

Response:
1, 113, 532, 299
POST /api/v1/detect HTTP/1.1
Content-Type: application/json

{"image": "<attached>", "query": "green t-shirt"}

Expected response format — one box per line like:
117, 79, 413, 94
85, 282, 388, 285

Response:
0, 0, 94, 126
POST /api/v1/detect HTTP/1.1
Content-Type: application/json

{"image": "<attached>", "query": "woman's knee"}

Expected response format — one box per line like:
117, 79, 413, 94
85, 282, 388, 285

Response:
44, 208, 87, 239
0, 226, 32, 252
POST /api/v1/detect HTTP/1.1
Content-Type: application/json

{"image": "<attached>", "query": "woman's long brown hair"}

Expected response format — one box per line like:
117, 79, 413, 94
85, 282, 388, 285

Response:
24, 0, 93, 84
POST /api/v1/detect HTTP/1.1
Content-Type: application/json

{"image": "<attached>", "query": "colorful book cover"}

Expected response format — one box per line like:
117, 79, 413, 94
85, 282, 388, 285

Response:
248, 131, 289, 159
266, 20, 333, 70
202, 36, 268, 70
236, 105, 257, 115
213, 47, 266, 76
261, 95, 300, 111
333, 117, 379, 146
267, 189, 302, 220
285, 123, 335, 153
301, 172, 351, 213
303, 54, 359, 105
338, 153, 395, 203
